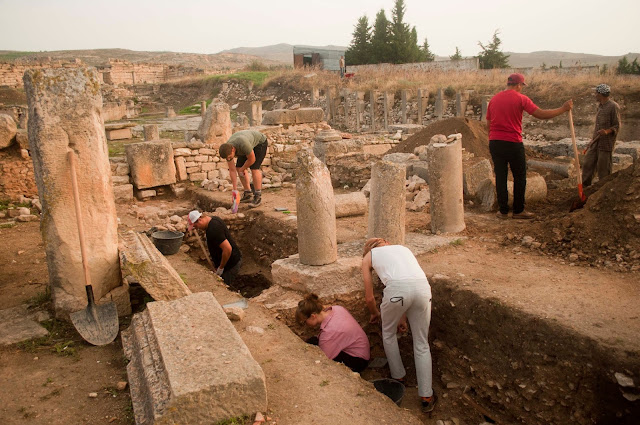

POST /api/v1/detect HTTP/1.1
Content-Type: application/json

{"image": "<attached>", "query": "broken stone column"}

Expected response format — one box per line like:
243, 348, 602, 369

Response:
456, 93, 464, 117
401, 90, 408, 124
369, 90, 376, 131
311, 87, 319, 106
197, 100, 232, 147
296, 149, 337, 265
383, 92, 390, 130
143, 124, 159, 141
23, 68, 121, 319
481, 95, 490, 122
368, 161, 406, 245
417, 89, 428, 125
166, 106, 176, 118
250, 101, 262, 126
335, 192, 368, 218
355, 91, 361, 131
325, 86, 332, 120
122, 292, 267, 425
435, 88, 444, 118
200, 101, 207, 117
427, 134, 466, 234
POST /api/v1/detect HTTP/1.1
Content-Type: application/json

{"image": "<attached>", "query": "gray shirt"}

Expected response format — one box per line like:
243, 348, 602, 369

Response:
226, 130, 267, 156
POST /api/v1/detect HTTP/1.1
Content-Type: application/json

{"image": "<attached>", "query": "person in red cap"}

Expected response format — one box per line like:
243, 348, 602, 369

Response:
486, 73, 573, 219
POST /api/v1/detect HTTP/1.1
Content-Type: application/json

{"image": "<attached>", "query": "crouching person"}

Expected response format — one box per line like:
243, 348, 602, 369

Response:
296, 293, 370, 373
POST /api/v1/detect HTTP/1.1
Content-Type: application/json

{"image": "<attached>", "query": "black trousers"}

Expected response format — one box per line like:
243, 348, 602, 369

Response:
489, 140, 527, 214
306, 336, 369, 373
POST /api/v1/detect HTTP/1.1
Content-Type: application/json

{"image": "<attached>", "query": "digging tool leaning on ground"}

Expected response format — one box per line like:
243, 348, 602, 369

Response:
487, 73, 573, 220
219, 130, 268, 208
187, 210, 243, 285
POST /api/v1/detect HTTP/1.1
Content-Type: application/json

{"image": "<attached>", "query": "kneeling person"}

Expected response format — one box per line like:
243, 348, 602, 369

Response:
188, 210, 242, 285
219, 130, 268, 208
296, 293, 370, 373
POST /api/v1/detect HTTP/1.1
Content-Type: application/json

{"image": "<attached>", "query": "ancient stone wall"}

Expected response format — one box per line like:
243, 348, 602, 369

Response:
100, 59, 205, 86
0, 145, 37, 200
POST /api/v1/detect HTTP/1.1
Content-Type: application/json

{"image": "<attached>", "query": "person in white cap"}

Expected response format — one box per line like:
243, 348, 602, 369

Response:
582, 84, 621, 186
487, 73, 573, 220
187, 210, 242, 284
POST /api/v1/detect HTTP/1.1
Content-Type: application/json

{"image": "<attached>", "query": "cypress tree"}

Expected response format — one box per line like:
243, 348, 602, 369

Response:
345, 15, 372, 65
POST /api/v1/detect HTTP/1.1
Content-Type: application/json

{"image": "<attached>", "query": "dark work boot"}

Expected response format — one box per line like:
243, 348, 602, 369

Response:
250, 191, 262, 208
240, 191, 253, 203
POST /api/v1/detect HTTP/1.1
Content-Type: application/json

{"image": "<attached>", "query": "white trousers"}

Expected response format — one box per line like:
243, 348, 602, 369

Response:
380, 279, 433, 397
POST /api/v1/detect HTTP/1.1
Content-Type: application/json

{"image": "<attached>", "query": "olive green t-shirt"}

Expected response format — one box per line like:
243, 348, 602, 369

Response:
226, 130, 267, 156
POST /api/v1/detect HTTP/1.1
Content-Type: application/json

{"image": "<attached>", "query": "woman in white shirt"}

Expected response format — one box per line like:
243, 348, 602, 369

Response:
361, 237, 436, 413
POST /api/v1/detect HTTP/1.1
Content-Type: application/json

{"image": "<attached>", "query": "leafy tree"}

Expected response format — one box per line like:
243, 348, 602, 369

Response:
389, 0, 420, 63
632, 58, 640, 74
422, 37, 435, 62
370, 9, 392, 63
477, 30, 510, 69
541, 62, 547, 70
450, 47, 462, 61
617, 56, 630, 74
345, 15, 372, 66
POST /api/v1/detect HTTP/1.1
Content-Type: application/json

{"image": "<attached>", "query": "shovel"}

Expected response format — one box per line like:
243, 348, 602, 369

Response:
68, 151, 119, 346
568, 110, 588, 212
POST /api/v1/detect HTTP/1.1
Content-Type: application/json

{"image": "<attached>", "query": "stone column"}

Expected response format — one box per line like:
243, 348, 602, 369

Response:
355, 91, 361, 132
417, 89, 428, 125
143, 124, 159, 141
325, 86, 332, 121
455, 93, 464, 117
427, 134, 465, 234
23, 68, 121, 319
383, 92, 390, 130
250, 101, 262, 126
368, 161, 406, 245
401, 90, 408, 124
166, 106, 176, 118
311, 87, 319, 106
435, 88, 444, 118
369, 90, 376, 131
296, 149, 337, 265
200, 101, 207, 117
197, 100, 232, 148
481, 95, 490, 122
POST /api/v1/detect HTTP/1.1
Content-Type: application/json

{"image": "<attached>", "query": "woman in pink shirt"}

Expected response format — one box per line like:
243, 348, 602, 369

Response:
296, 293, 370, 372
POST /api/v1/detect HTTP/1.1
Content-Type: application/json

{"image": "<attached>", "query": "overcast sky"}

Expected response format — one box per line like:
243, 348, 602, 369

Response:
0, 0, 638, 57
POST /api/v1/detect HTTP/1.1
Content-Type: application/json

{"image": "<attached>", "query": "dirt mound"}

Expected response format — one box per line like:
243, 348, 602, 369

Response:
389, 117, 490, 159
534, 161, 640, 270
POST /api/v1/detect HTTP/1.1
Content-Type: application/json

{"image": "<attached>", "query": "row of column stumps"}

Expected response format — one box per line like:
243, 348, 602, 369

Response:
316, 87, 491, 130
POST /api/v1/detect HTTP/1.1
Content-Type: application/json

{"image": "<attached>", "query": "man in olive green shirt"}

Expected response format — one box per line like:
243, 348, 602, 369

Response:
219, 130, 268, 207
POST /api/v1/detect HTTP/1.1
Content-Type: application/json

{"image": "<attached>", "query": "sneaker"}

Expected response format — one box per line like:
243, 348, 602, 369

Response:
496, 211, 509, 220
512, 211, 535, 220
240, 191, 253, 203
249, 194, 261, 208
421, 393, 437, 413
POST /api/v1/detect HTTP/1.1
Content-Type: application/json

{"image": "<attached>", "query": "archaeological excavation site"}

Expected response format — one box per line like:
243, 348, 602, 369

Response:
0, 59, 639, 425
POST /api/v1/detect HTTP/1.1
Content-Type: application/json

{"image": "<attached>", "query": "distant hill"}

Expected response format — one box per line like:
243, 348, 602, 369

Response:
2, 47, 638, 70
0, 48, 283, 69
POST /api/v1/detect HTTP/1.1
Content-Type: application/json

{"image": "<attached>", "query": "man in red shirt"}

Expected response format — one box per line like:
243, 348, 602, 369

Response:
487, 73, 573, 219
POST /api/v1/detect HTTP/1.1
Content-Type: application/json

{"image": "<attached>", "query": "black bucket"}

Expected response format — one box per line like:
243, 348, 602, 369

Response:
371, 378, 405, 405
151, 231, 184, 255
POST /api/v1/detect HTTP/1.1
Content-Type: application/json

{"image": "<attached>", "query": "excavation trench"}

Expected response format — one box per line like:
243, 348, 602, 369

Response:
187, 195, 639, 425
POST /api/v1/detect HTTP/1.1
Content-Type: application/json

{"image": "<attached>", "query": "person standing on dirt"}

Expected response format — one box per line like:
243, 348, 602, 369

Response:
582, 84, 621, 187
339, 55, 346, 78
361, 238, 436, 413
218, 130, 268, 208
487, 73, 573, 220
296, 293, 370, 373
187, 210, 242, 285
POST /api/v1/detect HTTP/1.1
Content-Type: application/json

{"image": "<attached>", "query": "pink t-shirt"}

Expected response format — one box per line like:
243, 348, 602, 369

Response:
318, 306, 370, 361
486, 90, 538, 142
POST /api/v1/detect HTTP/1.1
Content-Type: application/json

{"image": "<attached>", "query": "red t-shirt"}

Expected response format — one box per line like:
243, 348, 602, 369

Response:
486, 90, 538, 142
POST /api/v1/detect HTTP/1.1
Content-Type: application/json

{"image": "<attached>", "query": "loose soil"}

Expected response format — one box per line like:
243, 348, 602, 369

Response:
1, 181, 638, 424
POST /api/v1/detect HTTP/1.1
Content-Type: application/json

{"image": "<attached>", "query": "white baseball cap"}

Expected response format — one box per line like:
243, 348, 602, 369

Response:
187, 210, 202, 232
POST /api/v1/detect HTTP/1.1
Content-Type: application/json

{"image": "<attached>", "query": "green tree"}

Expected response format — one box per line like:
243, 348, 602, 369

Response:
632, 58, 640, 74
421, 37, 435, 62
450, 47, 462, 61
370, 9, 392, 63
345, 15, 372, 66
477, 30, 510, 69
389, 0, 419, 63
617, 56, 630, 74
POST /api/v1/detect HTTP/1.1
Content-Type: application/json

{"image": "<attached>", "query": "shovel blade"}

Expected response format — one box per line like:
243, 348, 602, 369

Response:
70, 302, 119, 346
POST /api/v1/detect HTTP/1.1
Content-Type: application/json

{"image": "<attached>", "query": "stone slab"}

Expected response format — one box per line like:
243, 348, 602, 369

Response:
125, 140, 177, 189
271, 233, 462, 300
106, 127, 132, 140
122, 292, 267, 425
388, 124, 425, 134
262, 108, 324, 125
113, 184, 134, 203
0, 305, 49, 345
335, 191, 367, 218
118, 230, 191, 301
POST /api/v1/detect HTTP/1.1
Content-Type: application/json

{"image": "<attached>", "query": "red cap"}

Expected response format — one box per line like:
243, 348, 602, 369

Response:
507, 73, 526, 85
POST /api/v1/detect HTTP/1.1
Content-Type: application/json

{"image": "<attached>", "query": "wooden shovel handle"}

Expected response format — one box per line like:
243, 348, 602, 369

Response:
568, 110, 583, 185
68, 151, 93, 289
